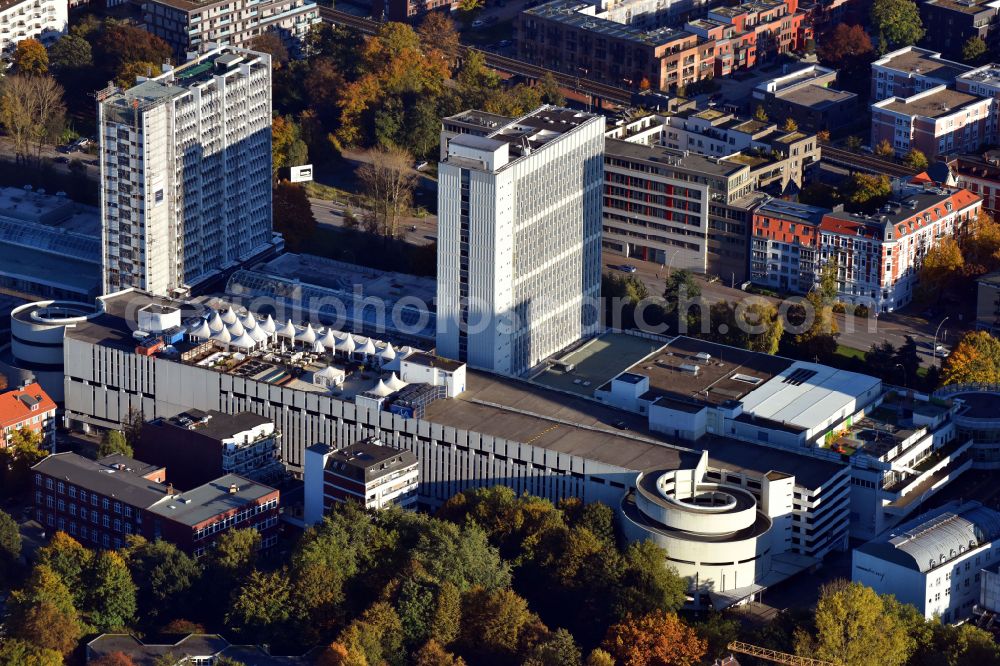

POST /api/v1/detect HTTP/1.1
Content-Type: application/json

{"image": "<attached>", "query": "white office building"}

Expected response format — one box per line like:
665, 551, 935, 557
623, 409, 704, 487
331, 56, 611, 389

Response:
853, 500, 1000, 623
0, 0, 67, 55
436, 106, 605, 377
97, 46, 277, 298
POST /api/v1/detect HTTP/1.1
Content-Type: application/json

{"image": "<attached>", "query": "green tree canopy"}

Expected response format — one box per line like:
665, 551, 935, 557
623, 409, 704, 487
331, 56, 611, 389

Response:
871, 0, 925, 50
48, 34, 93, 71
84, 550, 137, 632
99, 430, 132, 458
962, 35, 987, 64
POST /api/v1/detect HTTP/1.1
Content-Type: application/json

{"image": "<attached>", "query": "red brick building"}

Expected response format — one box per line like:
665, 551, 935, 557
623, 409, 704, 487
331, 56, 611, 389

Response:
1, 382, 56, 450
32, 453, 279, 556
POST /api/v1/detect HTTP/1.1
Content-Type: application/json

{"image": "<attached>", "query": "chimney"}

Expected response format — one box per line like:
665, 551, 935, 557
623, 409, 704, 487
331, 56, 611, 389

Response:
166, 483, 175, 497
228, 483, 238, 494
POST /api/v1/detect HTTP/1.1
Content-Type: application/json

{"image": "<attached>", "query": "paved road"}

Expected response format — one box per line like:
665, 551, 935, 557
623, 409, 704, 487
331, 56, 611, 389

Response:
0, 136, 100, 180
309, 196, 438, 246
603, 250, 956, 366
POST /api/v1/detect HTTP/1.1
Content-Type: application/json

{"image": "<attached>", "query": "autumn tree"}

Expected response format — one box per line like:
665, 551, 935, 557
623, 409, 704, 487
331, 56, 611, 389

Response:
781, 117, 799, 132
586, 649, 616, 666
249, 32, 289, 69
418, 12, 460, 65
99, 429, 133, 458
358, 145, 417, 239
48, 34, 93, 72
904, 148, 928, 172
84, 550, 137, 631
817, 24, 873, 68
414, 639, 467, 666
0, 508, 21, 564
754, 105, 768, 122
94, 23, 172, 85
962, 35, 987, 64
272, 115, 309, 177
795, 580, 915, 666
115, 61, 161, 88
36, 531, 93, 607
538, 72, 566, 106
272, 181, 316, 253
961, 210, 1000, 271
0, 639, 63, 666
225, 569, 293, 644
917, 237, 964, 303
91, 652, 138, 666
871, 0, 925, 50
874, 138, 895, 158
0, 426, 48, 496
459, 587, 542, 664
847, 173, 891, 211
603, 610, 707, 666
523, 628, 582, 666
7, 564, 84, 655
0, 75, 66, 164
12, 39, 49, 75
941, 330, 1000, 385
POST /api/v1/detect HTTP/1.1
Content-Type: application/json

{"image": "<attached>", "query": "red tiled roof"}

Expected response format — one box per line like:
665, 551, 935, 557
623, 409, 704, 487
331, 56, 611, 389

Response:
0, 383, 56, 429
820, 187, 981, 239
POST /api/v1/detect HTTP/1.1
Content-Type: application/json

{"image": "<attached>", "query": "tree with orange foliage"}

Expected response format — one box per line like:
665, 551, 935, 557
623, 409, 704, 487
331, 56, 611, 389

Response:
603, 610, 707, 666
961, 210, 1000, 272
414, 639, 467, 666
315, 641, 350, 666
418, 12, 460, 65
334, 22, 450, 149
917, 237, 964, 304
941, 330, 1000, 386
817, 25, 873, 69
12, 38, 48, 75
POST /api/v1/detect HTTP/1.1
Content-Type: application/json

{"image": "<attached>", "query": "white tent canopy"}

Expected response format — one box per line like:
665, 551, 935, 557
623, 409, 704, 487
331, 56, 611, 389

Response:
212, 326, 232, 344
208, 311, 225, 332
385, 372, 407, 391
241, 312, 258, 330
313, 341, 326, 354
378, 342, 396, 362
296, 323, 317, 345
314, 365, 345, 388
368, 379, 393, 397
188, 319, 213, 340
230, 331, 257, 350
336, 334, 356, 354
260, 314, 276, 335
277, 319, 297, 338
221, 306, 238, 325
249, 326, 270, 343
227, 319, 246, 337
320, 329, 338, 349
357, 337, 377, 356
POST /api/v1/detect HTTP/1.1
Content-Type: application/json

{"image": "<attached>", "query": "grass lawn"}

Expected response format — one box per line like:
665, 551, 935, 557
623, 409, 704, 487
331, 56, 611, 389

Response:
303, 180, 354, 203
835, 345, 866, 361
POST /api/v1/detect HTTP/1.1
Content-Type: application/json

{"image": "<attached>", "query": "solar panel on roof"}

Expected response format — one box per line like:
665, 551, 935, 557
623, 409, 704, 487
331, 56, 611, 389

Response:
782, 368, 817, 386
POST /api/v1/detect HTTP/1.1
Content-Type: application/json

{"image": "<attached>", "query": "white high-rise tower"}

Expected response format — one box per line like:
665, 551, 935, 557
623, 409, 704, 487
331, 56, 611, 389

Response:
98, 46, 275, 297
436, 106, 605, 376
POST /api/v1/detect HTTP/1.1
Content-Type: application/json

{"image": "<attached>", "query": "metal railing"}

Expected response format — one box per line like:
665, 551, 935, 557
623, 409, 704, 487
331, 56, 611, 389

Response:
727, 642, 838, 666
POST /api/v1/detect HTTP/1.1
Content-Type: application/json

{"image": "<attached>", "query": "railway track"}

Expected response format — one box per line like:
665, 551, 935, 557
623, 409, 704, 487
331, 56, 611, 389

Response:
318, 6, 635, 105
821, 146, 918, 178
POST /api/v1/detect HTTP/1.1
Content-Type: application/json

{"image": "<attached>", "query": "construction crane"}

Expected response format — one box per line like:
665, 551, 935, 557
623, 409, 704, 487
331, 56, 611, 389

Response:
726, 641, 839, 666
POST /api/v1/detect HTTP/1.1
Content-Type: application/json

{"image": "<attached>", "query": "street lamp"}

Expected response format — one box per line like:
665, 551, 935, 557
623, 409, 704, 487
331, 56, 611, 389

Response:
933, 316, 950, 364
895, 362, 907, 389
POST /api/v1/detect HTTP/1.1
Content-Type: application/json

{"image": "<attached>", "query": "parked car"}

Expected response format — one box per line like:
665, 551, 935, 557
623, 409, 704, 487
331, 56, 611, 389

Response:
472, 19, 485, 27
618, 264, 637, 273
415, 161, 429, 171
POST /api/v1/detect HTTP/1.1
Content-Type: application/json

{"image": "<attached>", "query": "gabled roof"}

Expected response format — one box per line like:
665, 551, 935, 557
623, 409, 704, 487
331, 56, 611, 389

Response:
0, 382, 56, 429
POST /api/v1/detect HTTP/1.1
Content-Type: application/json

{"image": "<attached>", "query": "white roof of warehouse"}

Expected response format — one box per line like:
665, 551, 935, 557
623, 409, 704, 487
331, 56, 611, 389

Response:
739, 361, 881, 431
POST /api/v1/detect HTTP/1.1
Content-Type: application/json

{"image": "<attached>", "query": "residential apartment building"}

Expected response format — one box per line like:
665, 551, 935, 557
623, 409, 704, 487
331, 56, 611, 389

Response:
685, 0, 811, 77
920, 0, 1000, 60
436, 106, 605, 376
752, 65, 859, 134
854, 501, 1000, 622
0, 382, 56, 450
975, 271, 1000, 335
602, 110, 819, 282
946, 151, 1000, 215
0, 0, 67, 55
137, 410, 283, 489
518, 0, 714, 91
32, 452, 279, 555
372, 0, 457, 22
819, 182, 981, 311
304, 438, 419, 522
143, 0, 319, 59
98, 46, 277, 297
750, 198, 827, 292
871, 47, 971, 102
871, 86, 993, 159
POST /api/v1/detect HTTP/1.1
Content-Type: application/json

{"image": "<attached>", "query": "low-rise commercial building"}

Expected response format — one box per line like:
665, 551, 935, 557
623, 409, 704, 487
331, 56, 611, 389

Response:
752, 65, 859, 134
853, 500, 1000, 622
870, 47, 971, 102
0, 382, 56, 449
304, 438, 418, 522
0, 0, 66, 55
137, 410, 283, 490
32, 452, 279, 555
143, 0, 319, 58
